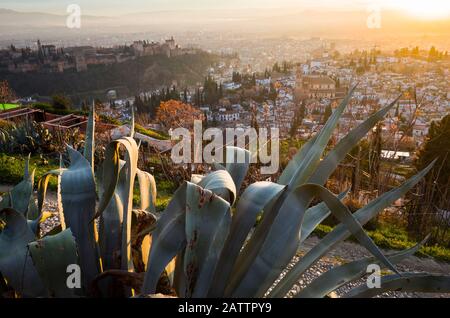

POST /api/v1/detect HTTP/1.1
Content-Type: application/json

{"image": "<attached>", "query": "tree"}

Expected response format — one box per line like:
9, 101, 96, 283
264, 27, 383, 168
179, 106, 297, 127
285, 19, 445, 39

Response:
156, 100, 204, 132
183, 88, 188, 103
289, 101, 306, 137
0, 80, 17, 110
322, 104, 332, 124
407, 115, 450, 246
368, 122, 383, 191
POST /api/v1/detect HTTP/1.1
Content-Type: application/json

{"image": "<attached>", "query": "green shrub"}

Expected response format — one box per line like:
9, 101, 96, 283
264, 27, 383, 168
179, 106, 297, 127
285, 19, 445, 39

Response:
0, 153, 59, 190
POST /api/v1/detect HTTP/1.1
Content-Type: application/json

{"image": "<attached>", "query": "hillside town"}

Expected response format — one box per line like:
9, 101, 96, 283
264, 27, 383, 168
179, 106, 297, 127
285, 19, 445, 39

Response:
116, 42, 448, 159
0, 37, 195, 73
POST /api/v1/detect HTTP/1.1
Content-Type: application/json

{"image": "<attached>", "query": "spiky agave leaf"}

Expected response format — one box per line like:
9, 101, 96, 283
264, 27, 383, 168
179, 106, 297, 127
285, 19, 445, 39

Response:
60, 146, 100, 293
224, 88, 357, 297
27, 211, 53, 237
277, 134, 317, 185
309, 96, 401, 185
296, 236, 429, 298
183, 184, 231, 297
223, 146, 251, 192
288, 85, 357, 190
141, 182, 199, 294
208, 181, 286, 297
299, 190, 349, 245
112, 138, 138, 274
136, 169, 157, 213
28, 229, 79, 298
0, 208, 47, 297
268, 161, 436, 298
143, 182, 190, 296
96, 160, 125, 297
37, 168, 66, 230
228, 184, 398, 298
95, 145, 121, 272
197, 169, 237, 205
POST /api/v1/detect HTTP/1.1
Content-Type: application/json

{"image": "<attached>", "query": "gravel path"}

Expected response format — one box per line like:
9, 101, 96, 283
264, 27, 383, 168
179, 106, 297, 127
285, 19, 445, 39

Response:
274, 236, 450, 298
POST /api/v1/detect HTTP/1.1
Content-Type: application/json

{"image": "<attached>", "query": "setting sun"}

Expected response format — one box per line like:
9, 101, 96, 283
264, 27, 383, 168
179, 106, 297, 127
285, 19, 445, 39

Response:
388, 0, 450, 20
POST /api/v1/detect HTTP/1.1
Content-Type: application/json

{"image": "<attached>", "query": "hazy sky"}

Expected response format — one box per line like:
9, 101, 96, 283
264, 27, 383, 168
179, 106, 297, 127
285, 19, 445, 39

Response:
0, 0, 377, 15
2, 0, 449, 19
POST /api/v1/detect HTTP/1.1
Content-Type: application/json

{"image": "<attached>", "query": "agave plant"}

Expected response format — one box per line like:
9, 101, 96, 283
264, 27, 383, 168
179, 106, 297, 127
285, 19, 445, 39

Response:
0, 89, 449, 298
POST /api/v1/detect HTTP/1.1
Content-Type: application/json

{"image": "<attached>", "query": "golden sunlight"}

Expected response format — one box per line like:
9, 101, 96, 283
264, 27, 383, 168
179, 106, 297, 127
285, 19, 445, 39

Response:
389, 0, 450, 20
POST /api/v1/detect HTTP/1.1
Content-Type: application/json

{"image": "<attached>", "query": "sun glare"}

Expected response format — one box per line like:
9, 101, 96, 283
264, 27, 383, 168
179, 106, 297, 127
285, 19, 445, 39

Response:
389, 0, 450, 20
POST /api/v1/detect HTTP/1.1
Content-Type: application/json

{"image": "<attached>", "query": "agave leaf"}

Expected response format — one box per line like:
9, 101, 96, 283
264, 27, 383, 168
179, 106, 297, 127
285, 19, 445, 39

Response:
97, 137, 138, 277
173, 249, 186, 297
37, 169, 65, 229
277, 134, 317, 185
27, 211, 52, 237
343, 273, 450, 298
299, 190, 349, 245
142, 183, 190, 294
28, 229, 79, 298
0, 272, 8, 297
60, 146, 100, 292
136, 168, 157, 213
191, 174, 205, 185
143, 180, 232, 297
0, 208, 47, 297
288, 86, 356, 189
224, 146, 251, 191
230, 183, 398, 298
268, 161, 436, 298
309, 96, 401, 185
0, 155, 35, 216
226, 184, 314, 297
208, 181, 285, 297
212, 162, 226, 171
96, 160, 126, 297
301, 185, 399, 276
198, 169, 237, 205
296, 236, 429, 298
225, 184, 289, 296
131, 209, 157, 273
183, 184, 231, 297
95, 141, 120, 220
84, 103, 95, 172
98, 161, 126, 272
99, 192, 123, 270
115, 138, 139, 273
26, 191, 39, 221
236, 89, 353, 285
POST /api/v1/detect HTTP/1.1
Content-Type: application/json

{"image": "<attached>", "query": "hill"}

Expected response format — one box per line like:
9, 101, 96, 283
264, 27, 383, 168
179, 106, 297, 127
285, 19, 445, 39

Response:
1, 52, 218, 102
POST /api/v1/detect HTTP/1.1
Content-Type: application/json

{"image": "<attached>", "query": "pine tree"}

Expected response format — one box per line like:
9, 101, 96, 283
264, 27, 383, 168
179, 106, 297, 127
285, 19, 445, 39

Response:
322, 104, 332, 124
407, 115, 450, 245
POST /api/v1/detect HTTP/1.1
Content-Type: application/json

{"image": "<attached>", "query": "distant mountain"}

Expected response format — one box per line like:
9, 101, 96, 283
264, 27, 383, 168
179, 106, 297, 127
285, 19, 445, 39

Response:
0, 8, 114, 27
0, 8, 449, 39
